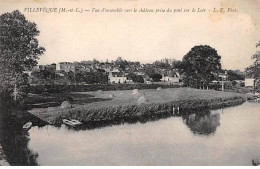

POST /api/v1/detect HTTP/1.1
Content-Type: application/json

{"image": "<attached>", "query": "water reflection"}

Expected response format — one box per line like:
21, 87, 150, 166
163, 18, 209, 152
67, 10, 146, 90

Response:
56, 108, 221, 134
1, 102, 259, 165
182, 110, 220, 135
0, 106, 46, 166
58, 111, 175, 131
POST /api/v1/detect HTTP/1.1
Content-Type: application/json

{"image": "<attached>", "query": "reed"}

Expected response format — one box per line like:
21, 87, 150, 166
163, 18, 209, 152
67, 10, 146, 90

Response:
33, 91, 246, 125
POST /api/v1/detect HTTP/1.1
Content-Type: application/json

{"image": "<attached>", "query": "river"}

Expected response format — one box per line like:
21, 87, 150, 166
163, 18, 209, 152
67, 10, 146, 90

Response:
0, 101, 259, 166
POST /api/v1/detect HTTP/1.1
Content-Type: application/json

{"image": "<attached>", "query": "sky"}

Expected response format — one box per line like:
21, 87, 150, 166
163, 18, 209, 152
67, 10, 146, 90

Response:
1, 0, 260, 71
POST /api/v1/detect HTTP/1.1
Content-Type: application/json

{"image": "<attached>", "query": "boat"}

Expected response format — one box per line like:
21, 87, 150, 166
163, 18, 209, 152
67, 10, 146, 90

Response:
23, 122, 32, 131
62, 119, 82, 127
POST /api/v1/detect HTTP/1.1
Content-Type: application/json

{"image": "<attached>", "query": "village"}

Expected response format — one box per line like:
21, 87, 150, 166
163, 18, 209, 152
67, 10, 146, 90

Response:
23, 57, 254, 90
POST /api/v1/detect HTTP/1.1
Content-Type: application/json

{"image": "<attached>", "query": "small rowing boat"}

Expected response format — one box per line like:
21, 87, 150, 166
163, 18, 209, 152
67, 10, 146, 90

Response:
62, 119, 82, 127
23, 122, 32, 131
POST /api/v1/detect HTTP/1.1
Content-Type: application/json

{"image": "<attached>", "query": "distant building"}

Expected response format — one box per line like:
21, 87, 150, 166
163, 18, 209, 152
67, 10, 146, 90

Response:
219, 71, 228, 81
58, 62, 75, 72
245, 78, 254, 87
45, 63, 56, 72
75, 65, 91, 72
160, 70, 180, 83
108, 71, 126, 83
161, 58, 177, 65
33, 63, 56, 72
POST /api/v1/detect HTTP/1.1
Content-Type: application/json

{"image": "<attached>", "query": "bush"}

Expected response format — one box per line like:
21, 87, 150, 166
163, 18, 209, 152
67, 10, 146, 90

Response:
208, 83, 222, 90
29, 84, 180, 94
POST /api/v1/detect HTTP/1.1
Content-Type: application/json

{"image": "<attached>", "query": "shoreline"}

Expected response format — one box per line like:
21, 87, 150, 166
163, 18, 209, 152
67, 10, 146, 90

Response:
27, 88, 247, 125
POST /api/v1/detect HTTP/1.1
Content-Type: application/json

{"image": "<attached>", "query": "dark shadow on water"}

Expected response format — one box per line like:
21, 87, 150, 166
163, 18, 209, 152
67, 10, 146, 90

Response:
56, 110, 177, 131
182, 110, 220, 136
57, 108, 221, 136
0, 105, 48, 166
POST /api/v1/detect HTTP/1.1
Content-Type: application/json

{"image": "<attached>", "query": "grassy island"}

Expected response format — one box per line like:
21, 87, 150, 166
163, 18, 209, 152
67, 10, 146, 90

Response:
27, 88, 246, 125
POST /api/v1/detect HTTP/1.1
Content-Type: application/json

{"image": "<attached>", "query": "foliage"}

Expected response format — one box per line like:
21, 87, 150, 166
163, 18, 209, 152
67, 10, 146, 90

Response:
149, 73, 162, 82
135, 75, 145, 83
29, 83, 180, 94
153, 61, 171, 69
75, 71, 108, 84
144, 65, 156, 75
171, 60, 183, 71
227, 70, 245, 81
114, 57, 129, 71
246, 41, 260, 88
127, 73, 144, 83
31, 69, 109, 84
0, 10, 45, 101
182, 45, 221, 88
31, 69, 55, 79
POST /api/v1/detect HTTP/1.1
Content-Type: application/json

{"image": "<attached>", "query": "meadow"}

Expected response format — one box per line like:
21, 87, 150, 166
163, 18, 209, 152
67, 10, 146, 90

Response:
27, 87, 246, 124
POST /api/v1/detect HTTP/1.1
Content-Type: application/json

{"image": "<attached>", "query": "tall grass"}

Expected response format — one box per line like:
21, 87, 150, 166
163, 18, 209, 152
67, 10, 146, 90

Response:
38, 94, 246, 125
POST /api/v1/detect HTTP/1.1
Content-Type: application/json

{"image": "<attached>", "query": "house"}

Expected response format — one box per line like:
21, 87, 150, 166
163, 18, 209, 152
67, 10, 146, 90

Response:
124, 73, 134, 83
160, 70, 180, 84
45, 63, 56, 72
161, 58, 176, 65
245, 78, 254, 87
57, 62, 75, 72
108, 71, 126, 83
218, 71, 228, 81
32, 63, 56, 72
75, 65, 91, 72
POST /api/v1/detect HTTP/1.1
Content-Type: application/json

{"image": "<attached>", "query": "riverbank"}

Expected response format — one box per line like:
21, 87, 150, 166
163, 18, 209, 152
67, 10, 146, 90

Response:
0, 144, 9, 166
28, 88, 247, 125
24, 102, 260, 165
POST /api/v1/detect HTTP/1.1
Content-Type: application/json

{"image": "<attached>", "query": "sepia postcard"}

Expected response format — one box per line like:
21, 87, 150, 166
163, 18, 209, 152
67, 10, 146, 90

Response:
0, 0, 260, 166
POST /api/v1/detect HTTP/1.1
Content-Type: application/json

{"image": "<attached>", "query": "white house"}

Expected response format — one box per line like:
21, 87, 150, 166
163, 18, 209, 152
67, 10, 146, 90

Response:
245, 78, 254, 87
219, 72, 228, 81
108, 72, 126, 84
160, 70, 180, 84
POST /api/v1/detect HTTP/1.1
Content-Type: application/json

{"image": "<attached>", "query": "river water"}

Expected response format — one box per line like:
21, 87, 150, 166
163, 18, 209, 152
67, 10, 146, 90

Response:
0, 101, 260, 166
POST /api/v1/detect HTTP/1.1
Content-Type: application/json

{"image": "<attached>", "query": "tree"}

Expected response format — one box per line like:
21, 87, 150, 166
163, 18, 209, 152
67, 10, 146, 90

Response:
246, 41, 260, 89
114, 57, 129, 71
72, 71, 108, 84
0, 10, 45, 101
126, 73, 144, 83
144, 65, 156, 75
182, 45, 221, 88
149, 73, 162, 82
171, 60, 183, 70
153, 60, 170, 69
116, 56, 123, 62
226, 70, 245, 81
135, 75, 144, 83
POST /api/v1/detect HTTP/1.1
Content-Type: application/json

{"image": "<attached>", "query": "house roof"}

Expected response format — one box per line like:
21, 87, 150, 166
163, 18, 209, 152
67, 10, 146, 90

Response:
110, 72, 124, 77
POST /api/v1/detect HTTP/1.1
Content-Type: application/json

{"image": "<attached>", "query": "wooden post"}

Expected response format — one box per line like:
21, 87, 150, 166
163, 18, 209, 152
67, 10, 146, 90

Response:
222, 81, 224, 92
